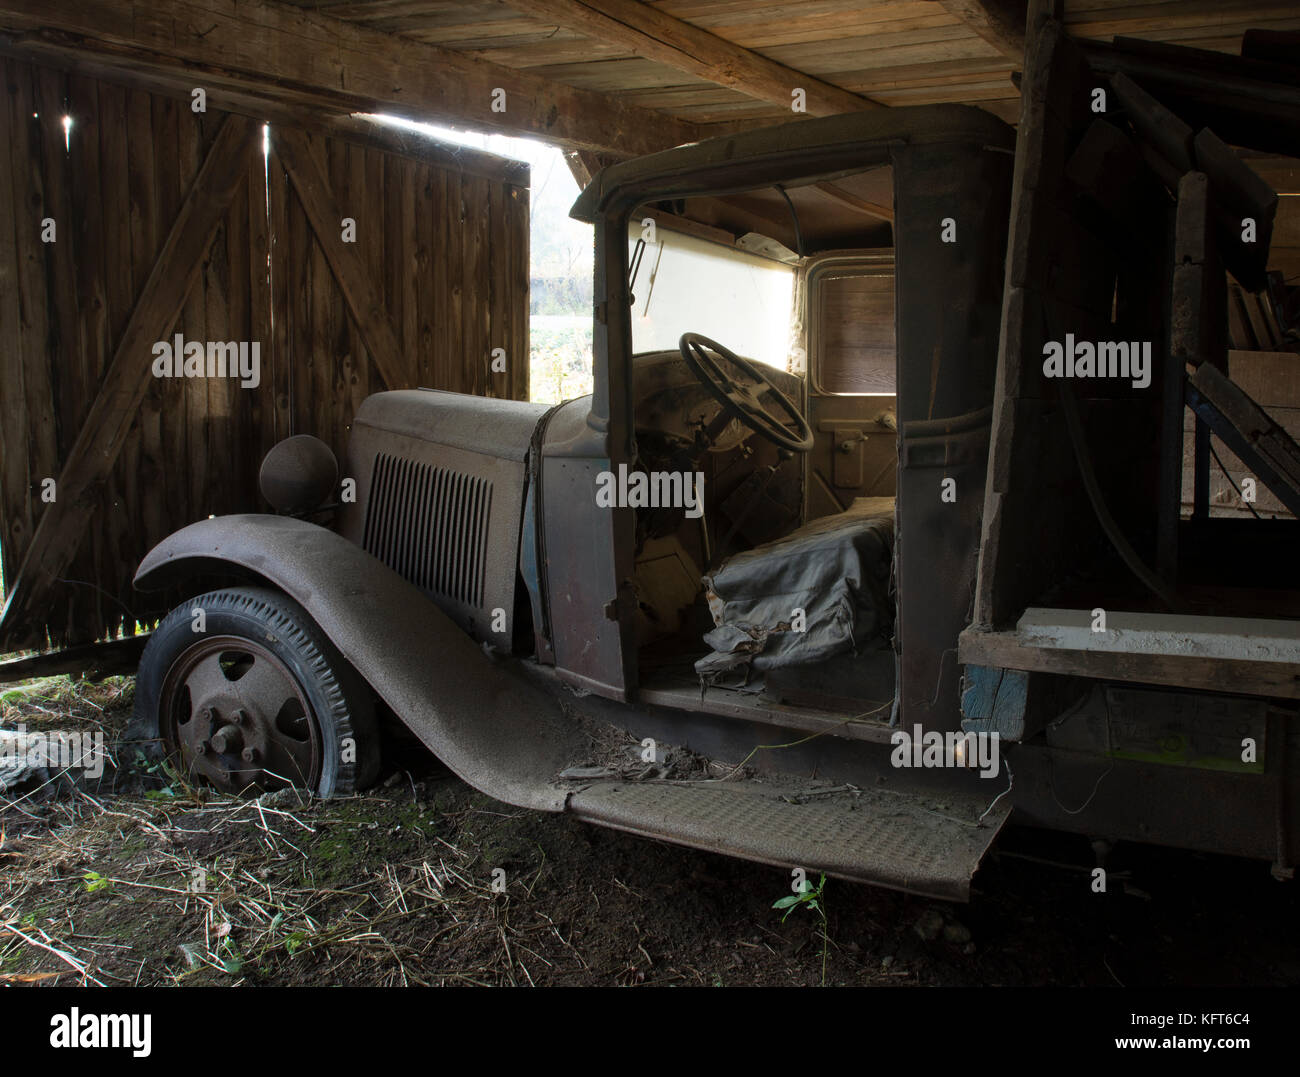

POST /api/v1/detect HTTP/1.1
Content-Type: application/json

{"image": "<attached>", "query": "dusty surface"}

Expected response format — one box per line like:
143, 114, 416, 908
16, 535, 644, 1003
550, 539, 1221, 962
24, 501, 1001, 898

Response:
2, 676, 1298, 987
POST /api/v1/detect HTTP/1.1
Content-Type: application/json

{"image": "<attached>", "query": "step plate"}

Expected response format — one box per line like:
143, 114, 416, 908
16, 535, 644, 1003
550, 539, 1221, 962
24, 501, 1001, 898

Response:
567, 778, 1010, 901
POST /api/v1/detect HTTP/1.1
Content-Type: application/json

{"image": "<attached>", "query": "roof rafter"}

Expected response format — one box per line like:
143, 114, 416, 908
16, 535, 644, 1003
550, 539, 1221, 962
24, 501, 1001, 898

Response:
503, 0, 883, 115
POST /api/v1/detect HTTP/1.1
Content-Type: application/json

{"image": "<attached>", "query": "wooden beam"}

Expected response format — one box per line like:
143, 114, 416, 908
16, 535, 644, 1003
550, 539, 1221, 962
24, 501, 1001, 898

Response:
503, 0, 882, 115
0, 115, 260, 650
935, 1, 1026, 62
322, 115, 531, 188
0, 634, 149, 685
563, 148, 618, 191
959, 610, 1300, 700
273, 127, 407, 395
814, 181, 894, 224
0, 0, 700, 156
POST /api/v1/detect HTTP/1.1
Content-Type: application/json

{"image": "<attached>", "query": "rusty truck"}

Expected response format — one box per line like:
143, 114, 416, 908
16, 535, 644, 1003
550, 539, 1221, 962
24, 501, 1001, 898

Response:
130, 13, 1300, 900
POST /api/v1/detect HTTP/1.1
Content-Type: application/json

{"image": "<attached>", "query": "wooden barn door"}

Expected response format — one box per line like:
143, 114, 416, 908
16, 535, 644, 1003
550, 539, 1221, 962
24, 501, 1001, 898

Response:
0, 58, 529, 653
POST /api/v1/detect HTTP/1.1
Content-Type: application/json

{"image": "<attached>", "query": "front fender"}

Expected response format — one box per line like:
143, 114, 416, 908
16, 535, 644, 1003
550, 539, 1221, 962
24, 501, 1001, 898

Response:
136, 515, 580, 811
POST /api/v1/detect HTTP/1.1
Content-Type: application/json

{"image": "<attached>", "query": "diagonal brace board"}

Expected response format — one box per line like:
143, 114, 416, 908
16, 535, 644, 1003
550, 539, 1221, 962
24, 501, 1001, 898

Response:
272, 128, 406, 395
1186, 361, 1300, 518
0, 115, 260, 650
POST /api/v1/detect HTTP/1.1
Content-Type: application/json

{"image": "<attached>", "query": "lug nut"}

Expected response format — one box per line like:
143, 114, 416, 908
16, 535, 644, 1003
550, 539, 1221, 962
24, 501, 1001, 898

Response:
233, 709, 248, 726
241, 747, 260, 764
210, 724, 244, 754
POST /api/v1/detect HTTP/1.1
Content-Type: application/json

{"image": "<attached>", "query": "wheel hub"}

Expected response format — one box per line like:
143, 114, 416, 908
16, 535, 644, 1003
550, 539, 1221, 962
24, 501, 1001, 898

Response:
160, 636, 322, 793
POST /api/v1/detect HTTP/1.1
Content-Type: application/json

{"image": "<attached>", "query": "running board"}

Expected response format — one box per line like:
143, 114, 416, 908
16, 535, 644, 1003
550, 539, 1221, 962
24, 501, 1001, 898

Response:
566, 777, 1010, 902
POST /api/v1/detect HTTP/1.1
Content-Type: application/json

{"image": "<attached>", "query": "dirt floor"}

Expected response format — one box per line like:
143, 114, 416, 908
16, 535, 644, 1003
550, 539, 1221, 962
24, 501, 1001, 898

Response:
2, 675, 1299, 988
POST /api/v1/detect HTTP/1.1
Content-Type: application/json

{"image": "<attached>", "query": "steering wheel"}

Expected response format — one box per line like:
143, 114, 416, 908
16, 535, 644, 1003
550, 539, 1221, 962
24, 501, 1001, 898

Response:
678, 333, 814, 453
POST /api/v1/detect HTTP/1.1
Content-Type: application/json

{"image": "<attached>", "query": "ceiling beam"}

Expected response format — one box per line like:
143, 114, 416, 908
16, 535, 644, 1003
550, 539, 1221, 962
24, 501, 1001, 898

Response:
935, 1, 1027, 62
503, 0, 882, 115
0, 0, 700, 156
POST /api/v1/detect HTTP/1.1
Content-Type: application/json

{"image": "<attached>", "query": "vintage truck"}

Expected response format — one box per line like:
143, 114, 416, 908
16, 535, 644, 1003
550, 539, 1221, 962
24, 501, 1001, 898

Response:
130, 13, 1300, 901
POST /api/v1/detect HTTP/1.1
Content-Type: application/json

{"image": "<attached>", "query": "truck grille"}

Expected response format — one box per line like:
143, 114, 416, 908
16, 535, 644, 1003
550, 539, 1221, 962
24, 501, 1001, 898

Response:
362, 452, 493, 609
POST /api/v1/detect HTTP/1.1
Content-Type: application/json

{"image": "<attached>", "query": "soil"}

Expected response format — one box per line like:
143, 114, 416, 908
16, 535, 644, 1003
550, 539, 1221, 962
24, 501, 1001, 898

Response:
2, 676, 1299, 987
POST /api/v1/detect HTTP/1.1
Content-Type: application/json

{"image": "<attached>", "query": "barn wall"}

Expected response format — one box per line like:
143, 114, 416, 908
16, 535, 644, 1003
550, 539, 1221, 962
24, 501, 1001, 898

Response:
0, 56, 529, 648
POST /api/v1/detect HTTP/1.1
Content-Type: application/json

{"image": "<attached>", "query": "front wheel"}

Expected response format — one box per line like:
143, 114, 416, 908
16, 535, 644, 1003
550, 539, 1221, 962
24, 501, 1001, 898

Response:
135, 586, 380, 797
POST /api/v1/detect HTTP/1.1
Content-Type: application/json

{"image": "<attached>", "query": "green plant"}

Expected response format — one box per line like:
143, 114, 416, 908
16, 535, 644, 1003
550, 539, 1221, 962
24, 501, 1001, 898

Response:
773, 873, 830, 985
218, 937, 245, 976
82, 871, 113, 894
136, 754, 202, 802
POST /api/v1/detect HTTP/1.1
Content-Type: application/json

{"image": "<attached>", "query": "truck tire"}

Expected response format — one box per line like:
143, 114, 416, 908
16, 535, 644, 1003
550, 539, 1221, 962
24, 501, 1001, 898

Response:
135, 586, 380, 797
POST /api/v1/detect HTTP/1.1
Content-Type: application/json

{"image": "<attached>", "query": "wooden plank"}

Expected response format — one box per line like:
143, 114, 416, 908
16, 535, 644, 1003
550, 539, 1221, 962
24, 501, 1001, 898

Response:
396, 157, 421, 384
227, 127, 254, 510
1187, 362, 1300, 517
275, 127, 406, 395
504, 0, 880, 114
936, 1, 1026, 61
247, 124, 274, 462
308, 187, 335, 450
134, 91, 169, 553
0, 0, 702, 156
1084, 39, 1300, 158
205, 143, 238, 519
423, 163, 443, 391
959, 611, 1300, 700
0, 115, 260, 649
465, 174, 489, 398
1192, 127, 1277, 293
268, 133, 291, 443
974, 13, 1079, 629
11, 65, 63, 638
442, 170, 464, 393
488, 178, 508, 399
95, 79, 138, 634
67, 72, 122, 635
0, 59, 30, 596
177, 109, 209, 533
34, 67, 77, 464
359, 141, 383, 406
506, 180, 529, 401
323, 136, 349, 449
285, 148, 310, 440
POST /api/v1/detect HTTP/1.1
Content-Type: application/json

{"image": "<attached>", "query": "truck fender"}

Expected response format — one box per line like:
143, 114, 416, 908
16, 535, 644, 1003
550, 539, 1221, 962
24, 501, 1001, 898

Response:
135, 515, 580, 811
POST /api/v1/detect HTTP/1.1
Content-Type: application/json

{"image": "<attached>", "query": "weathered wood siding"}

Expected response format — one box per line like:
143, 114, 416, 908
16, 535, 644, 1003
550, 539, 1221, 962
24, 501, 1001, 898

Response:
0, 57, 529, 648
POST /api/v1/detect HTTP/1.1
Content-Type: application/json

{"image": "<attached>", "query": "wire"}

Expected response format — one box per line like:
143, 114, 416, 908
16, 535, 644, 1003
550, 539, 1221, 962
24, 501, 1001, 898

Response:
1058, 379, 1186, 612
774, 184, 804, 258
1208, 439, 1263, 519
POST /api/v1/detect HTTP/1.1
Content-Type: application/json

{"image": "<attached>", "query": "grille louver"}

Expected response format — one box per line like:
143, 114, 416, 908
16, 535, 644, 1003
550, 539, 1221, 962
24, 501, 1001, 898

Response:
362, 452, 493, 608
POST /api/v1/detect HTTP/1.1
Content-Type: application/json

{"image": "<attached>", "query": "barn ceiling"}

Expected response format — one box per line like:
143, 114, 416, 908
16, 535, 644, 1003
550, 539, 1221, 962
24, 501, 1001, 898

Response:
282, 1, 1300, 129
0, 2, 1296, 159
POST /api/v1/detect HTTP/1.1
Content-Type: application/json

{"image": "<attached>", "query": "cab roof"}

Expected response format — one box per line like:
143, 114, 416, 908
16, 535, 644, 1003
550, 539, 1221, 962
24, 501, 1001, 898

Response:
569, 104, 1014, 223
